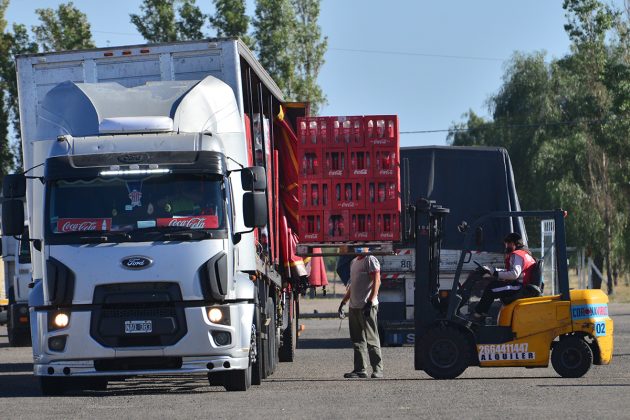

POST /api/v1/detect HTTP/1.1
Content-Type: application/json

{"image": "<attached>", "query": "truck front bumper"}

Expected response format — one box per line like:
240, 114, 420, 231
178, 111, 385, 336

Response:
34, 354, 249, 377
31, 302, 255, 372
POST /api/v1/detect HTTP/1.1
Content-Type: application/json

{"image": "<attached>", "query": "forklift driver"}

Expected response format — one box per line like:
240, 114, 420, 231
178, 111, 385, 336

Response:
470, 232, 536, 321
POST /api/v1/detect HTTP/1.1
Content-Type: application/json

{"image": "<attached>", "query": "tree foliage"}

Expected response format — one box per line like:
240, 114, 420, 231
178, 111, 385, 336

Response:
449, 0, 630, 290
130, 0, 206, 43
291, 0, 327, 114
252, 0, 297, 98
209, 0, 253, 48
32, 1, 95, 52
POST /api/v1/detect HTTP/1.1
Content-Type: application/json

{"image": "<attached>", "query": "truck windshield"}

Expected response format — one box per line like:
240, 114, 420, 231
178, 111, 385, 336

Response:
47, 173, 226, 241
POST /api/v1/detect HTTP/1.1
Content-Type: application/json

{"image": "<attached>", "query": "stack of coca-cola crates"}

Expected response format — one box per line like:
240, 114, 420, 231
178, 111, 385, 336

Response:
297, 115, 400, 243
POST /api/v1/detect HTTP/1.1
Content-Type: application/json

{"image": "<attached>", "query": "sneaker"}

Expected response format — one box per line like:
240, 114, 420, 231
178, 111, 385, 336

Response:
344, 371, 368, 379
371, 371, 384, 379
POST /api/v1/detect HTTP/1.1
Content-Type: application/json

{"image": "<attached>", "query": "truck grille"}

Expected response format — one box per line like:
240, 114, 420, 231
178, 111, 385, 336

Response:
90, 282, 187, 348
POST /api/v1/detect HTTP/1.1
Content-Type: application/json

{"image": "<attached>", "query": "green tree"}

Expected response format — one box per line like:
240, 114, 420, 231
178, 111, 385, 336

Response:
290, 0, 327, 114
131, 0, 206, 43
32, 1, 95, 52
252, 0, 297, 98
209, 0, 253, 48
449, 0, 630, 291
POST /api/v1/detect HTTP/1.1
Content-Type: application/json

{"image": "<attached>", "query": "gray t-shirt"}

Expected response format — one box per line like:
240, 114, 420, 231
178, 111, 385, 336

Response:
349, 255, 381, 309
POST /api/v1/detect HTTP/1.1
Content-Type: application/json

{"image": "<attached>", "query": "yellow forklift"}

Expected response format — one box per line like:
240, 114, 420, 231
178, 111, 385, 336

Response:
413, 199, 614, 379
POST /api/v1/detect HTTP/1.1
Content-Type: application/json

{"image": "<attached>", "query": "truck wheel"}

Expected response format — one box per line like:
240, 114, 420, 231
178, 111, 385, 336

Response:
279, 292, 296, 362
7, 326, 31, 347
223, 365, 252, 392
264, 297, 277, 377
551, 335, 593, 378
422, 325, 472, 379
251, 319, 263, 386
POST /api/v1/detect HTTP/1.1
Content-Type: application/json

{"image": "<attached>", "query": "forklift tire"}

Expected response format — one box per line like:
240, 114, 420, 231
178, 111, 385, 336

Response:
422, 325, 472, 379
551, 335, 593, 378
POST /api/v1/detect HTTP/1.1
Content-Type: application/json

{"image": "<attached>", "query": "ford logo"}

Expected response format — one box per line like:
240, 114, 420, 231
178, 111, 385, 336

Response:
121, 256, 153, 270
117, 153, 148, 164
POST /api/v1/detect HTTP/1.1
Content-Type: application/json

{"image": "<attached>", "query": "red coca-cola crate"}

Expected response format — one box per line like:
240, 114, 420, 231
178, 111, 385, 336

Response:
329, 116, 364, 147
299, 211, 324, 242
298, 147, 324, 180
364, 115, 399, 147
297, 116, 329, 147
324, 147, 348, 178
323, 210, 349, 242
367, 179, 401, 211
374, 210, 400, 241
349, 210, 374, 241
331, 179, 366, 210
299, 180, 331, 210
373, 146, 399, 178
349, 149, 372, 178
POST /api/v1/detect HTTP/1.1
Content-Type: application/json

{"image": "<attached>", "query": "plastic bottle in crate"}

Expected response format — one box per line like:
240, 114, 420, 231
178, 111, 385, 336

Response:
322, 184, 328, 206
312, 184, 319, 206
300, 120, 307, 144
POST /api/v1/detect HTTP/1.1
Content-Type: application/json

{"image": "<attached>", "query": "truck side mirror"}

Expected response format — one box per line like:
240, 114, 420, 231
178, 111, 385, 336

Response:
2, 200, 24, 236
2, 173, 26, 198
241, 167, 267, 192
243, 191, 267, 228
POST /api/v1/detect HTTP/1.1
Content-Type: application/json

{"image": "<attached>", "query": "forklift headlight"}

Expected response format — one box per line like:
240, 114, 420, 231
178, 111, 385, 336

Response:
49, 312, 70, 331
206, 306, 230, 325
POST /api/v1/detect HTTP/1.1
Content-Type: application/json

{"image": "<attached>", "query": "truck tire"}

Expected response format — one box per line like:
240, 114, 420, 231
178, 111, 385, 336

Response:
264, 297, 277, 377
421, 325, 472, 379
7, 326, 31, 347
551, 335, 593, 378
223, 364, 252, 392
279, 293, 296, 362
251, 310, 263, 386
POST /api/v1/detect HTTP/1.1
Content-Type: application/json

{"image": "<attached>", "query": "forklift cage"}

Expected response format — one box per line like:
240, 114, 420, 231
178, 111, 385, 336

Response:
446, 209, 570, 321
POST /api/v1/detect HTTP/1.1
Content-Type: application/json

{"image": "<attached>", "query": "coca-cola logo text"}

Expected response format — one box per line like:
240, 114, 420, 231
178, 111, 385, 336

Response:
57, 218, 111, 233
379, 169, 395, 176
353, 169, 368, 175
341, 202, 357, 208
328, 170, 343, 176
355, 232, 368, 238
156, 216, 219, 229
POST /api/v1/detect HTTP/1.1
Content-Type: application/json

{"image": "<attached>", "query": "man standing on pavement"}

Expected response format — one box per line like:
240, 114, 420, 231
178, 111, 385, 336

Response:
338, 247, 383, 379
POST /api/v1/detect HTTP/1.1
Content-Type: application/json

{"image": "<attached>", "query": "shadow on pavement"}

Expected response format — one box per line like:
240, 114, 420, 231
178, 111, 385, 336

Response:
297, 337, 352, 349
0, 373, 222, 398
537, 383, 630, 387
0, 362, 33, 373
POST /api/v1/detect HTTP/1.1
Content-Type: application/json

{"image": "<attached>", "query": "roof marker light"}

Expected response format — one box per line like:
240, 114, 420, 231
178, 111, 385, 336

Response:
100, 168, 171, 177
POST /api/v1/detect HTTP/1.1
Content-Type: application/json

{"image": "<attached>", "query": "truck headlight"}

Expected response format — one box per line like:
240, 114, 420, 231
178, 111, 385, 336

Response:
49, 312, 70, 331
206, 306, 230, 325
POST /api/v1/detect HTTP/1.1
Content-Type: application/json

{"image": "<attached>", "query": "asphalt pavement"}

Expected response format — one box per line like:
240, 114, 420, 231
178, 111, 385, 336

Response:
1, 303, 629, 419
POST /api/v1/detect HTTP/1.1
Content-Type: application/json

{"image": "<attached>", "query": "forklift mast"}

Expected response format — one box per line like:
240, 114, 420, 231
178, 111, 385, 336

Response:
413, 199, 449, 368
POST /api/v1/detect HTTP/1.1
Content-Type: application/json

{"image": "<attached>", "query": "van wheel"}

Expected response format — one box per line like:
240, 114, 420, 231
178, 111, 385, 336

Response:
551, 336, 593, 378
279, 292, 296, 362
422, 325, 472, 379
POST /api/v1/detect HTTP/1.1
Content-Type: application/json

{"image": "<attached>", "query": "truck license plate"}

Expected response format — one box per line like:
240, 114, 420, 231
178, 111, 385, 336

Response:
124, 320, 153, 334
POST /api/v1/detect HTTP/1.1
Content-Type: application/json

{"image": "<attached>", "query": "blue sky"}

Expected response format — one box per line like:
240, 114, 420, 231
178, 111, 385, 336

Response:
6, 0, 626, 146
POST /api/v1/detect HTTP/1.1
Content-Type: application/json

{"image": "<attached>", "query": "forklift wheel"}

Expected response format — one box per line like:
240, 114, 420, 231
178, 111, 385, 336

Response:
551, 335, 593, 378
422, 325, 472, 379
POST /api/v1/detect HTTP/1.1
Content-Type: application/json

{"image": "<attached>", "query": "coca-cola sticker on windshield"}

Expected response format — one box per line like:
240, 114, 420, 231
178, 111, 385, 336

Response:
156, 216, 219, 229
57, 218, 112, 233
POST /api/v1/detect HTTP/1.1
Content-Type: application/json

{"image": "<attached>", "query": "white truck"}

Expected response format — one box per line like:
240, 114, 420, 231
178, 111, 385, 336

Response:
2, 38, 303, 394
0, 224, 32, 346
